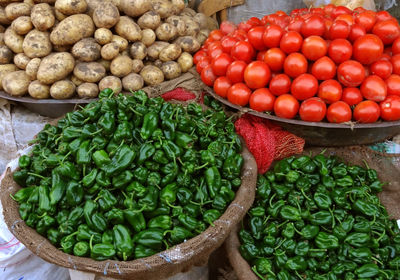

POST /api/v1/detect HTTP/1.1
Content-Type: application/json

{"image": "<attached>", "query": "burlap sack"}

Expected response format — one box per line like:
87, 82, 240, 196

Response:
225, 146, 400, 280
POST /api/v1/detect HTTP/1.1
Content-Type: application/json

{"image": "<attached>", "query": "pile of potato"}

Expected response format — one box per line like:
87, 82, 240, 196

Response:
0, 0, 215, 99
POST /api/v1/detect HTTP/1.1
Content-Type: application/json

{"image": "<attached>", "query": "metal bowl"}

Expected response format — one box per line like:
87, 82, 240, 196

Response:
204, 87, 400, 146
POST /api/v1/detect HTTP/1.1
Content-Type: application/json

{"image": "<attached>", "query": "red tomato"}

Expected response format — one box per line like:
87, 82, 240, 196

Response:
341, 87, 363, 106
208, 41, 222, 51
257, 51, 266, 61
328, 39, 352, 64
360, 75, 387, 102
301, 15, 325, 37
227, 83, 252, 106
284, 52, 308, 78
269, 74, 291, 96
353, 34, 384, 65
249, 88, 276, 112
392, 37, 400, 55
391, 54, 400, 75
193, 51, 207, 65
301, 35, 327, 61
213, 76, 232, 98
211, 53, 233, 76
264, 48, 286, 72
326, 101, 352, 123
231, 41, 255, 63
196, 56, 211, 74
238, 21, 252, 33
232, 29, 247, 41
348, 24, 367, 43
370, 60, 393, 80
280, 31, 303, 54
329, 20, 350, 39
311, 56, 337, 80
353, 100, 381, 123
299, 97, 327, 122
376, 11, 393, 23
247, 17, 262, 27
244, 61, 271, 89
201, 65, 217, 87
324, 4, 335, 16
337, 60, 366, 87
221, 36, 239, 54
209, 30, 224, 41
288, 16, 304, 33
354, 11, 376, 32
209, 47, 224, 60
291, 73, 319, 101
372, 19, 400, 45
353, 7, 366, 13
380, 95, 400, 121
274, 94, 300, 119
335, 14, 354, 25
248, 26, 266, 51
262, 24, 284, 49
220, 21, 236, 35
331, 6, 352, 19
226, 61, 247, 84
318, 79, 343, 104
380, 53, 392, 61
324, 19, 333, 39
386, 74, 400, 96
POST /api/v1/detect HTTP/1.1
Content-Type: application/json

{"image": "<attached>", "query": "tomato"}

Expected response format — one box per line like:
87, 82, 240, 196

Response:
264, 48, 286, 72
209, 30, 224, 41
299, 97, 327, 122
238, 21, 252, 33
301, 35, 327, 61
288, 16, 304, 33
360, 75, 387, 102
232, 29, 247, 41
348, 24, 367, 43
244, 61, 271, 89
231, 41, 255, 63
311, 56, 336, 80
341, 87, 363, 106
248, 26, 266, 51
318, 79, 343, 104
211, 53, 233, 76
209, 47, 224, 60
201, 65, 217, 87
370, 60, 393, 80
354, 11, 376, 32
247, 17, 262, 27
331, 6, 352, 19
221, 36, 239, 54
274, 94, 300, 119
227, 83, 252, 106
353, 34, 384, 65
213, 76, 232, 98
291, 73, 319, 101
376, 10, 393, 23
193, 51, 207, 65
353, 100, 381, 123
337, 60, 366, 87
263, 24, 284, 48
301, 15, 325, 37
269, 74, 291, 96
249, 88, 276, 112
324, 4, 335, 16
372, 19, 400, 45
386, 74, 400, 96
196, 56, 211, 74
392, 37, 400, 55
353, 7, 366, 13
284, 52, 308, 78
391, 54, 400, 75
326, 101, 352, 123
280, 31, 303, 54
226, 61, 247, 84
328, 39, 352, 64
329, 20, 350, 39
380, 95, 400, 121
335, 14, 354, 25
220, 21, 236, 35
257, 51, 266, 61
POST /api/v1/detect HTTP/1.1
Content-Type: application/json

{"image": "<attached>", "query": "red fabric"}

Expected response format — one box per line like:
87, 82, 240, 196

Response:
235, 114, 305, 174
161, 88, 196, 101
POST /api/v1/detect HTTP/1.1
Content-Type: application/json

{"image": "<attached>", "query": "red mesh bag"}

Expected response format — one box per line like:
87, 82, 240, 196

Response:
161, 88, 197, 101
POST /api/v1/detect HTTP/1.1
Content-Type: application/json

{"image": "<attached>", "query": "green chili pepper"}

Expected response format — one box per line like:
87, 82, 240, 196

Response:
73, 241, 90, 257
132, 229, 164, 250
90, 243, 116, 261
124, 209, 146, 233
113, 224, 133, 261
66, 181, 83, 206
280, 205, 301, 221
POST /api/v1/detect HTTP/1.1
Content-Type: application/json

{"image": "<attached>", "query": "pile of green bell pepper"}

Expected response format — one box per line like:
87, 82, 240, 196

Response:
12, 89, 244, 261
239, 153, 400, 280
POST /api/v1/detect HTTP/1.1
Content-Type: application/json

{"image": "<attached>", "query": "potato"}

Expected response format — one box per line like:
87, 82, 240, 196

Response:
31, 3, 54, 31
111, 35, 128, 51
181, 7, 196, 17
5, 3, 31, 21
137, 11, 160, 30
4, 27, 23, 53
206, 16, 218, 31
0, 33, 4, 45
166, 16, 185, 36
114, 16, 141, 42
175, 36, 200, 53
99, 75, 121, 93
130, 42, 146, 60
28, 80, 50, 99
177, 52, 192, 73
109, 0, 121, 11
3, 70, 30, 96
54, 9, 67, 21
141, 28, 155, 47
193, 13, 208, 29
70, 74, 83, 86
33, 0, 56, 3
85, 0, 101, 16
72, 38, 101, 62
153, 59, 162, 68
94, 28, 112, 45
0, 64, 17, 90
50, 79, 75, 99
101, 42, 119, 60
131, 58, 144, 73
0, 27, 4, 33
77, 82, 98, 98
11, 16, 32, 35
196, 29, 208, 45
171, 0, 185, 14
73, 62, 105, 83
122, 72, 143, 91
24, 0, 35, 5
55, 0, 87, 15
50, 14, 95, 45
159, 43, 181, 62
0, 45, 12, 63
140, 65, 163, 86
0, 8, 11, 25
184, 19, 199, 37
98, 58, 111, 71
110, 55, 132, 77
25, 57, 40, 79
37, 52, 75, 84
155, 23, 177, 42
14, 53, 30, 69
23, 30, 52, 58
151, 0, 174, 19
161, 61, 181, 80
53, 44, 71, 52
147, 41, 168, 60
93, 2, 119, 28
120, 0, 151, 18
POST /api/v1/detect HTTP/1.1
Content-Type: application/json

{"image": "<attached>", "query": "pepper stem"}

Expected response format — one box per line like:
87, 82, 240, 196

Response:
295, 271, 304, 279
27, 172, 46, 180
251, 266, 266, 280
89, 234, 94, 251
372, 256, 383, 266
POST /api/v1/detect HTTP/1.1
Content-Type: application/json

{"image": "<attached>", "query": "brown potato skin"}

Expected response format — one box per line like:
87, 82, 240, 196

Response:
122, 72, 143, 91
50, 14, 95, 45
140, 65, 164, 86
55, 0, 87, 15
31, 3, 55, 31
77, 82, 98, 98
110, 55, 133, 77
120, 0, 151, 18
3, 70, 30, 96
0, 45, 13, 63
28, 79, 50, 99
93, 2, 119, 28
22, 29, 52, 58
73, 62, 106, 83
37, 52, 75, 84
50, 79, 75, 99
71, 38, 101, 62
99, 75, 121, 93
114, 16, 141, 42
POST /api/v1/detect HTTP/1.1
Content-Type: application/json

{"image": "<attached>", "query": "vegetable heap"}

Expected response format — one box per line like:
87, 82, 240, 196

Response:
195, 4, 400, 123
11, 89, 244, 261
239, 153, 400, 279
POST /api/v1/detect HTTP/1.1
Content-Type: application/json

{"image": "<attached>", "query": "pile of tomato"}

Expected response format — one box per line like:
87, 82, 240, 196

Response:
194, 5, 400, 123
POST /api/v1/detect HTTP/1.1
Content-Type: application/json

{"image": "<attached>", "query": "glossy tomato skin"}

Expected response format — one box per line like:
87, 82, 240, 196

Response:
248, 26, 266, 50
213, 76, 232, 98
329, 20, 350, 39
318, 79, 343, 104
274, 94, 300, 119
348, 24, 367, 43
354, 11, 376, 32
372, 19, 400, 45
211, 53, 233, 76
299, 97, 327, 122
391, 54, 400, 75
221, 36, 239, 54
196, 56, 211, 74
231, 41, 255, 63
328, 39, 352, 64
227, 83, 252, 106
341, 87, 363, 106
392, 37, 400, 55
226, 61, 247, 84
209, 47, 224, 60
288, 16, 304, 33
193, 50, 207, 65
353, 100, 381, 123
301, 15, 325, 37
370, 60, 393, 79
360, 75, 387, 102
257, 51, 266, 61
331, 6, 352, 19
311, 56, 336, 80
201, 65, 217, 87
220, 21, 236, 35
291, 73, 319, 101
326, 101, 352, 123
264, 48, 286, 72
337, 60, 366, 87
380, 95, 400, 121
249, 88, 276, 112
280, 31, 303, 54
386, 74, 400, 96
284, 52, 308, 78
376, 10, 393, 22
209, 30, 224, 41
269, 74, 291, 96
353, 34, 384, 65
301, 35, 327, 61
244, 61, 271, 89
263, 24, 284, 48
